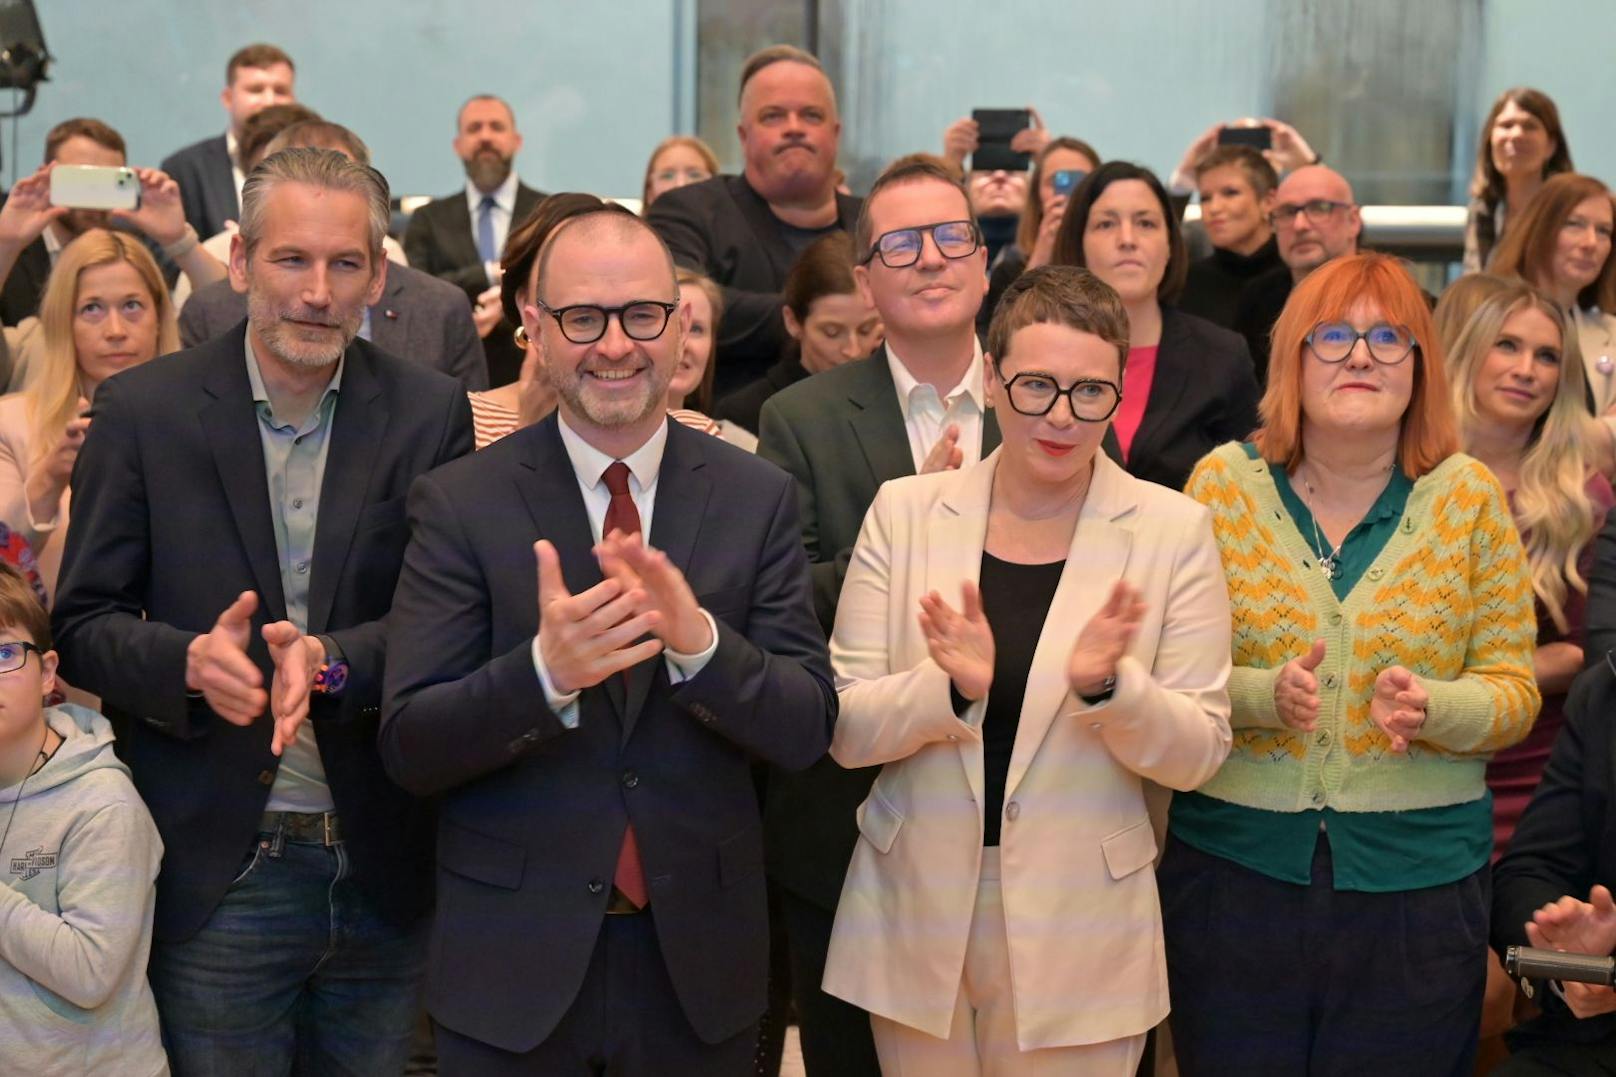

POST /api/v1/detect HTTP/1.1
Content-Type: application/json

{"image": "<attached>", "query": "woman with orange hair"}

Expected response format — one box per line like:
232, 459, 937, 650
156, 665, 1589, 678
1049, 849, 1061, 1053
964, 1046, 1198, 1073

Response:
1164, 253, 1540, 1075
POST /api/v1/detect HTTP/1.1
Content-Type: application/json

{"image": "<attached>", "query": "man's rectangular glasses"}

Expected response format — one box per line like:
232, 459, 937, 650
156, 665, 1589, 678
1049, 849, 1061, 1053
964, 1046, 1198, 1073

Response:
862, 220, 979, 268
529, 300, 679, 345
1268, 200, 1352, 229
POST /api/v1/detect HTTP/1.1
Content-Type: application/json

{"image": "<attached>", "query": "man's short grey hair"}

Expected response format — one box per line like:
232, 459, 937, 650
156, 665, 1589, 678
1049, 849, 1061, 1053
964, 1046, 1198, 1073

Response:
239, 147, 391, 260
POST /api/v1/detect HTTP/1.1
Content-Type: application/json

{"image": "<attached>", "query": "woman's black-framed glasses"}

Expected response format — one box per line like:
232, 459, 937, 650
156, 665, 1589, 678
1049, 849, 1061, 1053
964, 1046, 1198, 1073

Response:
528, 300, 679, 345
0, 640, 43, 675
861, 220, 979, 268
1305, 321, 1416, 365
999, 371, 1122, 422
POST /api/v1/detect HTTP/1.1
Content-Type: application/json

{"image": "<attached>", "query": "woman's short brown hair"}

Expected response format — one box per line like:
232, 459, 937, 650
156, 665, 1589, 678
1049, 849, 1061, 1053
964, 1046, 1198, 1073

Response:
783, 233, 858, 321
1488, 172, 1616, 314
1256, 253, 1458, 479
986, 264, 1129, 380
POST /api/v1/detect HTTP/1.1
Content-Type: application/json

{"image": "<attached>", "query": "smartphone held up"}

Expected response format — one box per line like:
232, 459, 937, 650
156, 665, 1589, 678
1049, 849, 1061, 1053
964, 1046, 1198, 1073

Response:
49, 165, 140, 212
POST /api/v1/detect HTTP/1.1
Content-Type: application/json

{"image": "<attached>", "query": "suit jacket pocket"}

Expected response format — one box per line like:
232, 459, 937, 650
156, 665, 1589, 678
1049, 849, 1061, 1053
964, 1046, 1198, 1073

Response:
358, 494, 407, 533
439, 820, 526, 890
855, 785, 904, 854
1100, 818, 1158, 880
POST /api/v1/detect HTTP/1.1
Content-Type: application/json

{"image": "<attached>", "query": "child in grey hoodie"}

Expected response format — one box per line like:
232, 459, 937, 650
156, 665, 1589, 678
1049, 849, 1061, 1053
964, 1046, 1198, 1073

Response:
0, 563, 166, 1076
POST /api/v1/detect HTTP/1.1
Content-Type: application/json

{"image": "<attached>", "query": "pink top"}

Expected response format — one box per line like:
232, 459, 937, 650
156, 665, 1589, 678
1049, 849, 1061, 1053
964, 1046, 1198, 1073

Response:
1112, 345, 1158, 462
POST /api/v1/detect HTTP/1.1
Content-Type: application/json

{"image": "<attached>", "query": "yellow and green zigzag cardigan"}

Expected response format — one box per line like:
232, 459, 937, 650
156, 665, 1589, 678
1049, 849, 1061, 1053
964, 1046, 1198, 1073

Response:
1184, 443, 1541, 814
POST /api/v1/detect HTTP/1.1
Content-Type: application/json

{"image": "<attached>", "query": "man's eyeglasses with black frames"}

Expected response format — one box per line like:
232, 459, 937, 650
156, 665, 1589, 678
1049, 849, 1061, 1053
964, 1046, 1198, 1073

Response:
861, 220, 980, 268
528, 300, 680, 345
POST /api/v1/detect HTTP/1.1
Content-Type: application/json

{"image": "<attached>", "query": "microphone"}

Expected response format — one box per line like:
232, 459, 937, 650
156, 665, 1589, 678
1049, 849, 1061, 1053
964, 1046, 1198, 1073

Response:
1506, 946, 1616, 986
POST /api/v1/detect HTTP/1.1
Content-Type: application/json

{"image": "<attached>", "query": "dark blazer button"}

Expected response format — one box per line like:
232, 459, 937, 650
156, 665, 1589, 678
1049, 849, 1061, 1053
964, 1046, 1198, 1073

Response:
257, 769, 275, 786
622, 771, 639, 789
587, 879, 604, 895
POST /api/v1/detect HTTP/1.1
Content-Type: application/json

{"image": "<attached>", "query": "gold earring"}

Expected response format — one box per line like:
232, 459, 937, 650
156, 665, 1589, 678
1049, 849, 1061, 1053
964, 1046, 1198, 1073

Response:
513, 325, 530, 348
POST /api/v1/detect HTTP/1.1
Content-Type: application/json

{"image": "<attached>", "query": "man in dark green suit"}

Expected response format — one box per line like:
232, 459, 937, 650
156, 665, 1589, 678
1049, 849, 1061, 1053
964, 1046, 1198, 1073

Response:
756, 158, 1001, 1076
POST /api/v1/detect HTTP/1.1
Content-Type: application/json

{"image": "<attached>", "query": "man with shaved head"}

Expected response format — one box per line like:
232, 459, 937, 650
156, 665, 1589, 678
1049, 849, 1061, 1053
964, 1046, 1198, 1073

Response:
648, 45, 863, 397
1235, 165, 1363, 380
381, 206, 836, 1075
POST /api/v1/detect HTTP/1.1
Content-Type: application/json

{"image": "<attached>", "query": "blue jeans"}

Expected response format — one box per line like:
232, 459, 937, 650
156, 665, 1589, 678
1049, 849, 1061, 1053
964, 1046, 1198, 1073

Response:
148, 820, 428, 1077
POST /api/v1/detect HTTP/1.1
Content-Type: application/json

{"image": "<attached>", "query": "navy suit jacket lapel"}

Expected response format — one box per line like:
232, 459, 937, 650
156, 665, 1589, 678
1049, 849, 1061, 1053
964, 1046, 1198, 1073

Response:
307, 342, 386, 634
198, 329, 287, 621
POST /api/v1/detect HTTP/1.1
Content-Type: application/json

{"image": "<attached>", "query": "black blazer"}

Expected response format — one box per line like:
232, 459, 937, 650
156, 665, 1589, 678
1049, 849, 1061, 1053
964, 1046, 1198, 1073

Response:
51, 326, 475, 942
1492, 659, 1616, 1052
757, 348, 1002, 911
647, 174, 862, 399
161, 134, 239, 238
0, 228, 48, 327
178, 265, 490, 391
402, 182, 545, 389
379, 414, 835, 1052
1585, 511, 1616, 667
1103, 305, 1260, 492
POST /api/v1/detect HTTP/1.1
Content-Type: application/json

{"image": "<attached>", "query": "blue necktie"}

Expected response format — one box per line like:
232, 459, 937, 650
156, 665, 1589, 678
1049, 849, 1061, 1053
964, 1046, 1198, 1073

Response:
476, 195, 497, 263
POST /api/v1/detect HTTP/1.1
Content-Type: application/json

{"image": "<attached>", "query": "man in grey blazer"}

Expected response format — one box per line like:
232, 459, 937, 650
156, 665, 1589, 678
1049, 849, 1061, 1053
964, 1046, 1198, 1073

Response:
755, 157, 1000, 1076
180, 257, 487, 392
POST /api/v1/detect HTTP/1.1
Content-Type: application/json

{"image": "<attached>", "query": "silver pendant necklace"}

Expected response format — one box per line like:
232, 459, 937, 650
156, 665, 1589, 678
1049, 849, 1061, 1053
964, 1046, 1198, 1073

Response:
1300, 468, 1345, 581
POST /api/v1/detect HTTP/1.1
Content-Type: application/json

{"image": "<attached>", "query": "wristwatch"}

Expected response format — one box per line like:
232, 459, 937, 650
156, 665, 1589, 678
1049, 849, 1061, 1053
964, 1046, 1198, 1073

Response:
311, 634, 349, 697
1079, 673, 1117, 706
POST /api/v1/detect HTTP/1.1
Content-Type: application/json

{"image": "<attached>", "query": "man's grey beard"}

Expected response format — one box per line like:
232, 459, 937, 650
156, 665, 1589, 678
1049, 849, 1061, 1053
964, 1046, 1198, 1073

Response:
247, 288, 362, 369
463, 150, 514, 192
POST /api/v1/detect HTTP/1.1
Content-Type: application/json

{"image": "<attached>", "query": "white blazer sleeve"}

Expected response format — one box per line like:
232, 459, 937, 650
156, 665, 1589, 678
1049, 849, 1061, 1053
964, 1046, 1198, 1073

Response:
829, 486, 981, 768
1084, 505, 1233, 790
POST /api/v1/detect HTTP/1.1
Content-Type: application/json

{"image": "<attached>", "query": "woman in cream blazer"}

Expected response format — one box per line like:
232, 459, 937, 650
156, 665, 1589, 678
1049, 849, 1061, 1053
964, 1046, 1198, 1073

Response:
822, 266, 1233, 1075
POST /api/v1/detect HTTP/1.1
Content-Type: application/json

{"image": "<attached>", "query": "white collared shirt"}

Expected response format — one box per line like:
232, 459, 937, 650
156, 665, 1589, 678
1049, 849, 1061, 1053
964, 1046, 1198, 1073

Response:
530, 413, 718, 724
227, 130, 245, 214
465, 170, 521, 286
885, 339, 987, 472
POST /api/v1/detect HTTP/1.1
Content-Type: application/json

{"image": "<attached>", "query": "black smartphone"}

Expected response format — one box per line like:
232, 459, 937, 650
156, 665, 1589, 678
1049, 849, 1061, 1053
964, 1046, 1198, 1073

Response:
1051, 169, 1087, 197
971, 108, 1032, 172
1218, 125, 1273, 151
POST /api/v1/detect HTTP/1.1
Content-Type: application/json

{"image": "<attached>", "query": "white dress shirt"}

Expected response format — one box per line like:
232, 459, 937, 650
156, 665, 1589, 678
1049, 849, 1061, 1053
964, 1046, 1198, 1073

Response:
885, 339, 987, 471
466, 170, 521, 287
530, 413, 718, 725
227, 130, 246, 213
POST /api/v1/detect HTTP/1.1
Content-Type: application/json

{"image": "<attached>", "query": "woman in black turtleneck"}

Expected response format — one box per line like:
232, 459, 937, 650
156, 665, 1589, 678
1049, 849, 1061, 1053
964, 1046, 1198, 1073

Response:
1177, 145, 1282, 331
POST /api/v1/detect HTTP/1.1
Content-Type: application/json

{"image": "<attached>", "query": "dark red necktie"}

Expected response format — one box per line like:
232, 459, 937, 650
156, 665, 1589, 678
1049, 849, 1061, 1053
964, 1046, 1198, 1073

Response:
601, 462, 647, 907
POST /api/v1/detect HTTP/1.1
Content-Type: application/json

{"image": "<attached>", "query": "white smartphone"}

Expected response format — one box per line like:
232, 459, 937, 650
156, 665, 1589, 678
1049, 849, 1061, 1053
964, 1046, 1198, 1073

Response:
50, 165, 140, 211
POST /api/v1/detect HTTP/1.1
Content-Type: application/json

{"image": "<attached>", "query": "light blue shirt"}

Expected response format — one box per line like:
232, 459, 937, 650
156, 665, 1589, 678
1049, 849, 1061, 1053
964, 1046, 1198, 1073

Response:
245, 330, 343, 813
530, 413, 718, 727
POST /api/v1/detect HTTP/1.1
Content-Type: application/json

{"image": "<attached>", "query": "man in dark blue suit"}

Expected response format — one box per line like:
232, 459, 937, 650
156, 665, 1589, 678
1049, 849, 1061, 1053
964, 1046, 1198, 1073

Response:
52, 147, 474, 1076
381, 206, 835, 1075
161, 44, 297, 238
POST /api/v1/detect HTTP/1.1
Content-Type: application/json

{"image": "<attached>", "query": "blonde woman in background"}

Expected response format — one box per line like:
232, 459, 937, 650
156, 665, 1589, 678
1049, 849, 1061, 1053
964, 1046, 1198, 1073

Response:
642, 135, 720, 208
0, 230, 177, 602
668, 267, 757, 451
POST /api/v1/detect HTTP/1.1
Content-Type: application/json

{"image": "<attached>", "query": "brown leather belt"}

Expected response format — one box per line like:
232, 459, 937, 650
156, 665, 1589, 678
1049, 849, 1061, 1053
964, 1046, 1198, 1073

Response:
260, 811, 343, 846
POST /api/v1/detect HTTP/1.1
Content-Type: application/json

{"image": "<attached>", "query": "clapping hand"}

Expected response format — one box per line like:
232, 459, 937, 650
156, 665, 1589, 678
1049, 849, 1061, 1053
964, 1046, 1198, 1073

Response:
594, 529, 713, 656
1274, 639, 1326, 732
920, 424, 964, 474
535, 539, 663, 694
918, 581, 994, 702
1526, 886, 1616, 1019
185, 591, 268, 725
261, 624, 324, 756
1370, 666, 1427, 753
1068, 580, 1145, 698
